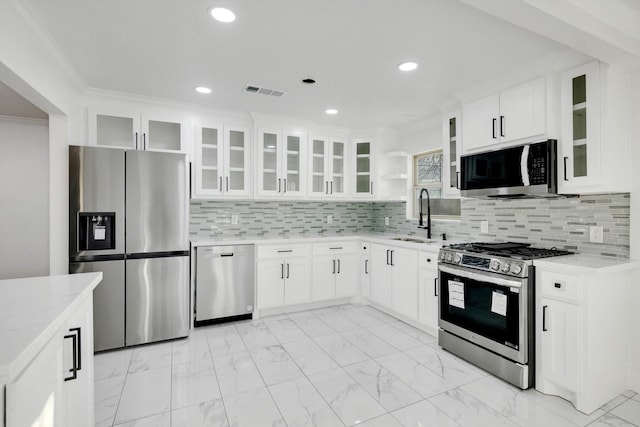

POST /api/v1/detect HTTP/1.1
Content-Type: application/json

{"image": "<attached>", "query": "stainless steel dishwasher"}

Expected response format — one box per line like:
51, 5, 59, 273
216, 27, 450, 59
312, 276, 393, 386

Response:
195, 245, 255, 326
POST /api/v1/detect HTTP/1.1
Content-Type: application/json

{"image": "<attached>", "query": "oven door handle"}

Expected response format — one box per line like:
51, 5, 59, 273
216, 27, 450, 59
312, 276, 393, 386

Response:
520, 144, 530, 186
438, 264, 524, 289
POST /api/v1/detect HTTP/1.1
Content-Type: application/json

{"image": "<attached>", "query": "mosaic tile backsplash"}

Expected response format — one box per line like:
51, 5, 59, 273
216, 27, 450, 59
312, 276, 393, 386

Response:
190, 193, 630, 258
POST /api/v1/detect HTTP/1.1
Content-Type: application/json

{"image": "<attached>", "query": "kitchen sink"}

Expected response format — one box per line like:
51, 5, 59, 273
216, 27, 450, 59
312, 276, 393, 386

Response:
391, 237, 433, 244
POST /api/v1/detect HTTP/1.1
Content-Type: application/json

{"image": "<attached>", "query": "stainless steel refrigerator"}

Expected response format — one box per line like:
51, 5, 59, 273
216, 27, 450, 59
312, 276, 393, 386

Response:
69, 145, 189, 351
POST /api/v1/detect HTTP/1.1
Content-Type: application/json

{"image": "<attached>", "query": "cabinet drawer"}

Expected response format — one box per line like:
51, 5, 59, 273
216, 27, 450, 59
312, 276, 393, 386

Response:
539, 270, 581, 302
419, 250, 439, 269
313, 241, 359, 255
257, 243, 311, 259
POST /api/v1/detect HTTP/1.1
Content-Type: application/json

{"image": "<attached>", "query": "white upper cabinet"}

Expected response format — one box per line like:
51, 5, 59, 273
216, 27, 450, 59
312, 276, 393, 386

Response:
88, 107, 188, 153
462, 77, 546, 153
256, 128, 306, 198
352, 139, 375, 198
442, 110, 461, 198
308, 136, 348, 198
558, 61, 630, 194
193, 121, 251, 198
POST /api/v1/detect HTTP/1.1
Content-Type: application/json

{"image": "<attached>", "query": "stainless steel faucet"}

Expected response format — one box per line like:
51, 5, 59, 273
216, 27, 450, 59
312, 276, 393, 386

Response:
418, 188, 431, 239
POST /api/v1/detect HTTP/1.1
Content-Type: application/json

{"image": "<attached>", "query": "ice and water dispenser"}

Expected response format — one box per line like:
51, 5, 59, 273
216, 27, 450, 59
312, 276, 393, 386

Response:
78, 212, 116, 251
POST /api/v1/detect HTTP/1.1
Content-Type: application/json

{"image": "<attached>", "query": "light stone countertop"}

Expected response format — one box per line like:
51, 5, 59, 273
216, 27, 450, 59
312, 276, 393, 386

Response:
533, 253, 639, 273
0, 272, 102, 384
190, 233, 453, 251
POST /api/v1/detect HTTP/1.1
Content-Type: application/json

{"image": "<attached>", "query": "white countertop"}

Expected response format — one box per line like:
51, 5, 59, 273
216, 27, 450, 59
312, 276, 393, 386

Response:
534, 253, 639, 273
0, 272, 102, 384
191, 233, 452, 251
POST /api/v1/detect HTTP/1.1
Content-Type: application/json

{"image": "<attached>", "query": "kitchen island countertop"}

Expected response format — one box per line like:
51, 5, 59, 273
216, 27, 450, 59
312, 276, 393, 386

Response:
0, 272, 102, 384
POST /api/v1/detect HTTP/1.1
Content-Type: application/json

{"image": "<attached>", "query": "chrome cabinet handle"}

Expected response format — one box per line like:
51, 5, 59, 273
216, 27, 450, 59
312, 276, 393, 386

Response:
563, 157, 569, 181
325, 181, 328, 194
337, 259, 341, 274
281, 263, 284, 280
542, 305, 548, 331
278, 178, 281, 193
492, 118, 497, 139
390, 250, 394, 266
330, 181, 333, 194
135, 132, 139, 150
143, 133, 147, 150
333, 259, 336, 274
286, 263, 290, 279
500, 115, 505, 137
64, 327, 81, 381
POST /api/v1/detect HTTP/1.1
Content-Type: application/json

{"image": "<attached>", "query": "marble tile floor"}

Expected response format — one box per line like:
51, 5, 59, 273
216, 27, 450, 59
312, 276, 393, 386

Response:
94, 304, 640, 427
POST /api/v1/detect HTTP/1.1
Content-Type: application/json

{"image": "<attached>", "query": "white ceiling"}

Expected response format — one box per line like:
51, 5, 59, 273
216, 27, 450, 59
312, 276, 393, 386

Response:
20, 0, 570, 129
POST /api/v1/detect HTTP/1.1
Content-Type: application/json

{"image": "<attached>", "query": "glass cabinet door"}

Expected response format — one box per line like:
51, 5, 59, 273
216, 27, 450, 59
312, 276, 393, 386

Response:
284, 134, 302, 195
259, 130, 280, 194
310, 138, 327, 195
89, 108, 140, 149
225, 127, 250, 195
331, 139, 346, 195
197, 125, 223, 194
442, 111, 461, 197
354, 141, 372, 196
561, 61, 600, 188
145, 119, 182, 152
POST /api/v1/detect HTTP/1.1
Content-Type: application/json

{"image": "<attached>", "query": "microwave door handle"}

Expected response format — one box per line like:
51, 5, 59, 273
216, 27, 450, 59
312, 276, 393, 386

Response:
520, 145, 530, 186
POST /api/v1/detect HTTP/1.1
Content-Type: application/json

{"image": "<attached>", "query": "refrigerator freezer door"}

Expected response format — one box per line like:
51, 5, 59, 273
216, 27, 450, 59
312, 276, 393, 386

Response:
126, 255, 189, 346
69, 145, 125, 257
125, 150, 189, 254
195, 245, 255, 323
70, 260, 125, 351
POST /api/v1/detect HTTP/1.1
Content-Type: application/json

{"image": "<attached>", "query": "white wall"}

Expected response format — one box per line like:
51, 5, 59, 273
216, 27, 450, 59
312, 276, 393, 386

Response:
0, 116, 49, 279
628, 65, 640, 392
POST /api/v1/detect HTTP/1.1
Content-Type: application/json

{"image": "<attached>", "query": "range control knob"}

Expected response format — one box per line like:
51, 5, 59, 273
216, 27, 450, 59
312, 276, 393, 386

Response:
510, 264, 523, 275
439, 251, 446, 261
453, 254, 462, 263
445, 253, 454, 262
490, 260, 501, 271
502, 263, 511, 273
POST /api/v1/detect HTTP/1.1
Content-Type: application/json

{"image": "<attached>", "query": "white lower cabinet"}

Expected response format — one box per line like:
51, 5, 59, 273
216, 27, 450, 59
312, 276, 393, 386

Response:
417, 250, 439, 332
312, 242, 359, 301
256, 244, 312, 309
5, 294, 94, 427
360, 242, 371, 299
535, 262, 634, 414
370, 243, 418, 320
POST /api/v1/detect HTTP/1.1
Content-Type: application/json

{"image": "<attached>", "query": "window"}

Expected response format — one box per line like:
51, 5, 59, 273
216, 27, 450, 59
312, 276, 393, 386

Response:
413, 150, 460, 218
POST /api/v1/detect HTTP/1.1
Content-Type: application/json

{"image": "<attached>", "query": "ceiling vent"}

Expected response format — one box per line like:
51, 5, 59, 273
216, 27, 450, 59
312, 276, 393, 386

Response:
244, 85, 286, 97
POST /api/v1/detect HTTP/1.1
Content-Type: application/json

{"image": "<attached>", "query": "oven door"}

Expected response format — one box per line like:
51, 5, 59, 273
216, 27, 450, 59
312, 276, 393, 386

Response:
438, 264, 528, 364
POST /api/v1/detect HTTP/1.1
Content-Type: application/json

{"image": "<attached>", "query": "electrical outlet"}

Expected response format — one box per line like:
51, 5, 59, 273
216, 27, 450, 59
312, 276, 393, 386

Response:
480, 220, 489, 233
590, 226, 603, 243
384, 217, 390, 226
231, 215, 239, 225
327, 215, 333, 224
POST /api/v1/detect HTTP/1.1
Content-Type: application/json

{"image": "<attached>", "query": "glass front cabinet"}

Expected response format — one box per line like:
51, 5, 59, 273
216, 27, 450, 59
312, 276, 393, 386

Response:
442, 110, 461, 198
256, 128, 306, 198
560, 61, 600, 190
353, 140, 375, 198
88, 107, 188, 153
194, 121, 251, 198
308, 136, 347, 198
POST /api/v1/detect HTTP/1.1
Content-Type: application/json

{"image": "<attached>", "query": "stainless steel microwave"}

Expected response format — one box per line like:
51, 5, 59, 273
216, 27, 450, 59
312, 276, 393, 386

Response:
460, 139, 557, 198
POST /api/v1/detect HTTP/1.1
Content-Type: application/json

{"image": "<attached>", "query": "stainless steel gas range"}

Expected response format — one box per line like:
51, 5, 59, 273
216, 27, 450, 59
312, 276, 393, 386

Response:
437, 242, 572, 389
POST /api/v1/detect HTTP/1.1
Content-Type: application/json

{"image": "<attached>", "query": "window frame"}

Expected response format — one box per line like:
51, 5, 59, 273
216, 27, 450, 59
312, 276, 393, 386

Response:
412, 149, 443, 219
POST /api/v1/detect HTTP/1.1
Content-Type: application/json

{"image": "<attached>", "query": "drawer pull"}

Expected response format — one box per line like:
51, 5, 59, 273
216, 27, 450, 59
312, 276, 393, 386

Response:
329, 247, 343, 250
277, 249, 293, 253
554, 282, 562, 289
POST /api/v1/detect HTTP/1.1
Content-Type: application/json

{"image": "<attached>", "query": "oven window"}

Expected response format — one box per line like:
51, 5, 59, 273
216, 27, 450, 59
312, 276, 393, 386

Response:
440, 271, 520, 348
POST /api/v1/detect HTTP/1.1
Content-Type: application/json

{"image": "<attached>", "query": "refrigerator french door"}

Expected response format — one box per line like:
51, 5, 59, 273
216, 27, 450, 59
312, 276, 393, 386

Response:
124, 150, 189, 345
69, 146, 189, 351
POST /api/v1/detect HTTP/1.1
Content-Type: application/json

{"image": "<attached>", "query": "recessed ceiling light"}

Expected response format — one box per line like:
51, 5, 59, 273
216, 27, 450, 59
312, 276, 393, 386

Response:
398, 61, 418, 72
209, 7, 236, 23
325, 109, 338, 115
195, 86, 212, 94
